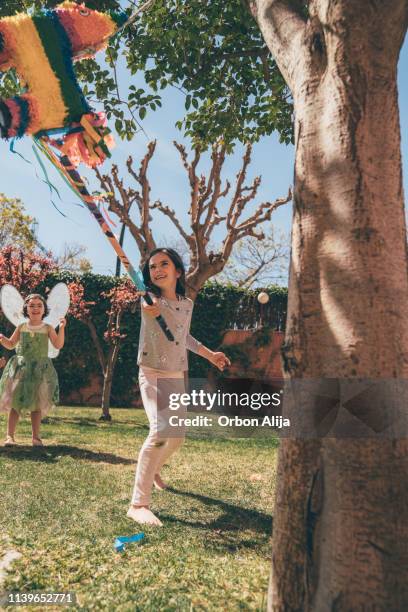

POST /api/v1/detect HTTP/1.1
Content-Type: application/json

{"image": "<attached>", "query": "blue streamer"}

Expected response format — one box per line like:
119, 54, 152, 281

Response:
33, 138, 83, 208
10, 139, 32, 164
10, 138, 69, 218
31, 143, 67, 217
127, 266, 147, 291
114, 533, 144, 553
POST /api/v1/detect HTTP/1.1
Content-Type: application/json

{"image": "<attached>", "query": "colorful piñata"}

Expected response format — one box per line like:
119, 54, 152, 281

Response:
0, 1, 126, 166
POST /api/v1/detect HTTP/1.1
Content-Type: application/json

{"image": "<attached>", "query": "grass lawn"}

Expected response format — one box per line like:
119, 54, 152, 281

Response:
0, 407, 279, 611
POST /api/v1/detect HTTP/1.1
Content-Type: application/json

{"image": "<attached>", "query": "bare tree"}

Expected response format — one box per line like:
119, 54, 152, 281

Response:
217, 226, 290, 287
158, 235, 192, 268
95, 141, 291, 299
55, 242, 92, 273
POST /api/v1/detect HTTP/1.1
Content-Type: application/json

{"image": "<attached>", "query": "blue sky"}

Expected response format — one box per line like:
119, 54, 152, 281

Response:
0, 28, 407, 276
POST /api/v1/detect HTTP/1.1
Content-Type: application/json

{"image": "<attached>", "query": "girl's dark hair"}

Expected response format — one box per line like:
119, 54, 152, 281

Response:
142, 248, 186, 297
23, 294, 48, 319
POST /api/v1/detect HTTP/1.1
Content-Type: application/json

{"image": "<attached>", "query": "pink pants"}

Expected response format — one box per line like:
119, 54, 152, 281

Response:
131, 366, 186, 506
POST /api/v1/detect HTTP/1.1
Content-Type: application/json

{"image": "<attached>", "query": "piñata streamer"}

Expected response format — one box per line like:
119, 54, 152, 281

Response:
38, 138, 174, 342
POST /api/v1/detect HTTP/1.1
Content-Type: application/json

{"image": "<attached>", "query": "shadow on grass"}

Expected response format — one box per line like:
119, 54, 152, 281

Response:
0, 445, 134, 465
44, 416, 140, 428
160, 487, 273, 550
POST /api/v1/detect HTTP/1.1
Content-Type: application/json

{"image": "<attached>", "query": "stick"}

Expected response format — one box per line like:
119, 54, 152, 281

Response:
39, 138, 174, 342
115, 0, 156, 35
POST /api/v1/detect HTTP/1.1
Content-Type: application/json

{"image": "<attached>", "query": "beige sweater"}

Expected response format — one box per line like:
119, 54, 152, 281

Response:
137, 294, 202, 371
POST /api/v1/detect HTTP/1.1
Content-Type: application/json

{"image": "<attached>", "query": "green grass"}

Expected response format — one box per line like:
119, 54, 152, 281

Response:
0, 408, 278, 611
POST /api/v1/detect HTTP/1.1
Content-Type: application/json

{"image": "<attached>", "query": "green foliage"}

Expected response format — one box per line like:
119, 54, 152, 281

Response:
0, 0, 294, 148
0, 0, 120, 16
0, 195, 36, 250
253, 325, 274, 348
188, 282, 287, 377
120, 0, 294, 148
40, 271, 141, 406
220, 345, 252, 371
0, 273, 287, 405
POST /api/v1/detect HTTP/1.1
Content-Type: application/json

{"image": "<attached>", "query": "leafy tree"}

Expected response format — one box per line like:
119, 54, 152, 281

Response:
0, 195, 37, 251
1, 1, 407, 608
0, 245, 56, 292
68, 277, 139, 418
249, 2, 407, 610
0, 0, 293, 148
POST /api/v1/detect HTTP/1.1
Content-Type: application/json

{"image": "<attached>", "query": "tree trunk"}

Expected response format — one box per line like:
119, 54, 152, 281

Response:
101, 343, 121, 419
186, 260, 225, 300
101, 366, 114, 418
254, 1, 408, 609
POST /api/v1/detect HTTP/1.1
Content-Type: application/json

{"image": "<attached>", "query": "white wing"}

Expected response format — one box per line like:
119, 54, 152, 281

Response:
0, 285, 27, 327
47, 340, 59, 359
44, 283, 70, 358
44, 283, 70, 327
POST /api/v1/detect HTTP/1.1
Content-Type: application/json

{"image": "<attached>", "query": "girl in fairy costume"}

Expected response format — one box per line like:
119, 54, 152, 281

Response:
0, 292, 66, 447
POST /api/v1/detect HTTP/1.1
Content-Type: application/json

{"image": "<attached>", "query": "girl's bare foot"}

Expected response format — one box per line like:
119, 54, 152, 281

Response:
153, 473, 168, 491
4, 435, 16, 447
32, 437, 44, 447
126, 506, 163, 527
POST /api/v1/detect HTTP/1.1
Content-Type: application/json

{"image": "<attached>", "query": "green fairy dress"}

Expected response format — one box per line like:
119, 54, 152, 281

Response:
0, 323, 59, 416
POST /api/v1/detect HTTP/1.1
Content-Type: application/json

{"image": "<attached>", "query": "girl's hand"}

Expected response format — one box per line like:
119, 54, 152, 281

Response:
142, 297, 160, 318
210, 351, 231, 371
58, 318, 67, 329
0, 334, 4, 345
0, 356, 6, 368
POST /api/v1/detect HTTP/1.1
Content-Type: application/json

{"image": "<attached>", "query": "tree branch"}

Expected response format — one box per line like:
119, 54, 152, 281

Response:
126, 142, 157, 254
201, 145, 227, 233
86, 320, 106, 376
222, 188, 292, 261
174, 142, 201, 225
94, 166, 148, 257
151, 199, 193, 247
251, 0, 307, 90
238, 258, 268, 287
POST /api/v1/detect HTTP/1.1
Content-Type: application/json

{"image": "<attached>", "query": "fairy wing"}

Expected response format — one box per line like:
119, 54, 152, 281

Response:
0, 285, 26, 327
43, 283, 70, 358
44, 283, 70, 327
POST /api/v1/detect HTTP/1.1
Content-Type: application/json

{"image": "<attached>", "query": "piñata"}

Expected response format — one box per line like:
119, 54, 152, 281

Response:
0, 1, 126, 166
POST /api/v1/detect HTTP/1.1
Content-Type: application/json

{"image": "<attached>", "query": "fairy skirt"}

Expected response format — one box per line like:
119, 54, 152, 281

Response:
0, 329, 59, 416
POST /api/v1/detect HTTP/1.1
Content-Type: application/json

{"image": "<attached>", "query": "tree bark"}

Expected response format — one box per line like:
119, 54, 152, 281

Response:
100, 313, 123, 418
253, 0, 408, 609
101, 346, 117, 417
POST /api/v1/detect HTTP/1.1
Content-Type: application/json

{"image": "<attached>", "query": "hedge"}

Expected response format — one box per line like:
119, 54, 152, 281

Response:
0, 273, 287, 406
